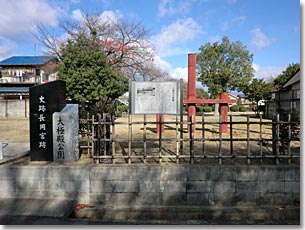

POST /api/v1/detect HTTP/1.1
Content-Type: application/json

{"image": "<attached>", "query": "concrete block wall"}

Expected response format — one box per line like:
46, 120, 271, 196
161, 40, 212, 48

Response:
0, 100, 29, 118
0, 166, 90, 202
0, 165, 300, 207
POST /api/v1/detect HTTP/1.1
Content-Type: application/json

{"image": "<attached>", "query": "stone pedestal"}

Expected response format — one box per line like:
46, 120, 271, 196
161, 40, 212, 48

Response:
53, 104, 79, 162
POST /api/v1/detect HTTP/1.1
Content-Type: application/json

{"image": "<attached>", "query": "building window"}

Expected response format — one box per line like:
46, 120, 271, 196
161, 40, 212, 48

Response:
292, 101, 297, 109
292, 90, 300, 100
16, 70, 22, 77
271, 93, 276, 100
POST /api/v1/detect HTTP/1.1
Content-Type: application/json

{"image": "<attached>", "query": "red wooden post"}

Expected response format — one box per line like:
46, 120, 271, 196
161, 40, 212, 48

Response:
183, 53, 236, 135
156, 114, 164, 133
219, 92, 229, 134
187, 53, 197, 133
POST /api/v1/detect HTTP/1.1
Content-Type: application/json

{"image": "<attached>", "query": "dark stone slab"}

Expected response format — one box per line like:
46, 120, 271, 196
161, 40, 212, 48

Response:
29, 80, 66, 161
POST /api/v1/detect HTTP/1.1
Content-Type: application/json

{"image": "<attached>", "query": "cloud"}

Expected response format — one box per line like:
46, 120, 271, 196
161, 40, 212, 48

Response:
158, 0, 173, 17
170, 66, 188, 81
152, 55, 172, 72
72, 9, 84, 22
158, 0, 192, 17
71, 9, 123, 25
151, 18, 203, 57
99, 10, 123, 24
253, 63, 286, 80
250, 28, 273, 50
0, 39, 16, 60
220, 20, 230, 32
209, 35, 221, 43
0, 0, 58, 42
220, 15, 246, 32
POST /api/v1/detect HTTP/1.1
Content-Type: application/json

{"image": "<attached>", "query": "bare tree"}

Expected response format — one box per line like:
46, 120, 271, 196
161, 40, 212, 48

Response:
36, 25, 64, 59
36, 12, 167, 81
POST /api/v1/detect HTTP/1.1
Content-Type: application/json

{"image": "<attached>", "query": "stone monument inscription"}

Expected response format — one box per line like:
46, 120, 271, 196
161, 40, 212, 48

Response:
53, 104, 79, 162
29, 80, 66, 161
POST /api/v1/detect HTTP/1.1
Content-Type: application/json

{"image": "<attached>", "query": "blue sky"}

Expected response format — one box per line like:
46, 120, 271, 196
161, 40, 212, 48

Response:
0, 0, 301, 84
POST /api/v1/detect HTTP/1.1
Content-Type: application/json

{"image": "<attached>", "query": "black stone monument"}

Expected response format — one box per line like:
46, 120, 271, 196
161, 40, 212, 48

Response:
29, 80, 66, 161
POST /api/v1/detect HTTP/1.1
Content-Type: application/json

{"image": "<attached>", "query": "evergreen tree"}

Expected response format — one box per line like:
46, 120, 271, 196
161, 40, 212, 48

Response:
273, 63, 300, 89
197, 36, 254, 98
244, 78, 275, 115
57, 34, 128, 114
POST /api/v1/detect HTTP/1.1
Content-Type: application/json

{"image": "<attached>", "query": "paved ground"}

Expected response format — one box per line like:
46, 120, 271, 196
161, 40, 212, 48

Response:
0, 118, 30, 164
0, 142, 30, 165
0, 200, 299, 225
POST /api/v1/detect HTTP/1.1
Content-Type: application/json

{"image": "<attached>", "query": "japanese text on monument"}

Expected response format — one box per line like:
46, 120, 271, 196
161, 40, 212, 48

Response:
56, 117, 65, 159
38, 95, 47, 149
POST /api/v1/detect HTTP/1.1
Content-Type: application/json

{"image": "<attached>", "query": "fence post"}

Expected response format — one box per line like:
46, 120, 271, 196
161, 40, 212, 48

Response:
246, 115, 250, 165
97, 114, 102, 162
176, 114, 179, 163
190, 115, 194, 164
128, 114, 132, 164
91, 115, 96, 163
180, 111, 184, 156
288, 113, 291, 164
230, 115, 233, 157
105, 113, 111, 156
143, 114, 147, 163
219, 115, 222, 165
111, 113, 115, 164
159, 114, 162, 164
180, 78, 184, 157
259, 114, 263, 163
272, 114, 280, 165
103, 113, 107, 156
87, 112, 90, 155
202, 114, 205, 158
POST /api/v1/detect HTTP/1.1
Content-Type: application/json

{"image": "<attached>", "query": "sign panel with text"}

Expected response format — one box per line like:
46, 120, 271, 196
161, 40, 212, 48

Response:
130, 81, 181, 114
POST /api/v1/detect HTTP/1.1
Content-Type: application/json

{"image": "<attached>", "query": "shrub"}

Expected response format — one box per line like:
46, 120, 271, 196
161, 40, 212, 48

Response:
202, 106, 213, 112
184, 105, 188, 112
239, 106, 247, 112
230, 105, 239, 112
196, 105, 204, 113
278, 109, 300, 154
118, 105, 129, 113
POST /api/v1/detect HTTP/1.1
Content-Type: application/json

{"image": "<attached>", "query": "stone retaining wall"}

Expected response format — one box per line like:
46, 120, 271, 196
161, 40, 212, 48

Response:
0, 165, 299, 206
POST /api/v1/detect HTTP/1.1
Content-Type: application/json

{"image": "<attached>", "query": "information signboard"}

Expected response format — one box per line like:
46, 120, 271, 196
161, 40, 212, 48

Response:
130, 81, 181, 114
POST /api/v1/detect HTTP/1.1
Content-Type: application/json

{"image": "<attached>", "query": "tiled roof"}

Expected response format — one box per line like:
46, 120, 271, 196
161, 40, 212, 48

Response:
282, 70, 300, 88
0, 56, 57, 66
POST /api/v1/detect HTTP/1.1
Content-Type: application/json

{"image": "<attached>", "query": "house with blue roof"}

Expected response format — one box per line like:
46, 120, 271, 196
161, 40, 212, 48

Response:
0, 56, 58, 84
0, 56, 58, 100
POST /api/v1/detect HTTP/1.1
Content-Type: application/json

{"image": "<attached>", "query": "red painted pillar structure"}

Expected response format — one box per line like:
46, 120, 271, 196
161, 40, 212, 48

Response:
219, 92, 229, 134
187, 53, 197, 132
156, 114, 165, 133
